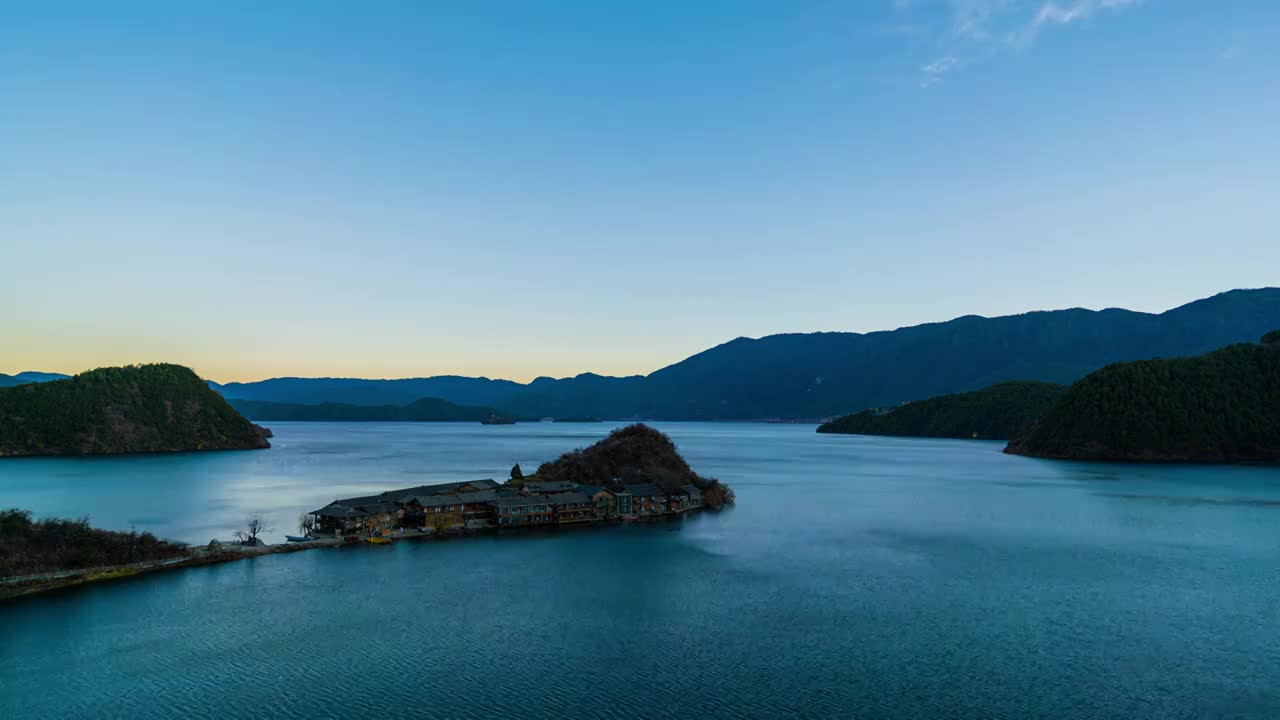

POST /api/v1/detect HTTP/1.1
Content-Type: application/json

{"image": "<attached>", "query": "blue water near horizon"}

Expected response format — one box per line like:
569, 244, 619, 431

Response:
2, 422, 1279, 718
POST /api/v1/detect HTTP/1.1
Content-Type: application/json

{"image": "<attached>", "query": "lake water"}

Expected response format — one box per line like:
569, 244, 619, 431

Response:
2, 422, 1279, 719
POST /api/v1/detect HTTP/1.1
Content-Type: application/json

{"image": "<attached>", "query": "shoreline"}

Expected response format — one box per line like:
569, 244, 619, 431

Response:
0, 513, 700, 603
0, 538, 333, 602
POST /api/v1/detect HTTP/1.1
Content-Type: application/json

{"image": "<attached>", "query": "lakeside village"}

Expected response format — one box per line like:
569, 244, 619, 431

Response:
307, 477, 706, 542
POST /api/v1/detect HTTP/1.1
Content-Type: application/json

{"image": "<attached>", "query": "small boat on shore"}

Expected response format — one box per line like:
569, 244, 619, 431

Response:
365, 537, 392, 545
285, 535, 310, 543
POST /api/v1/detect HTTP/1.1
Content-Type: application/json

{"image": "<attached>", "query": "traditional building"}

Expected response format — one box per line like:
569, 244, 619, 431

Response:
550, 492, 595, 524
623, 484, 665, 516
309, 503, 368, 535
490, 495, 554, 527
577, 486, 616, 519
359, 501, 403, 534
612, 489, 634, 518
307, 476, 708, 536
416, 494, 465, 531
683, 484, 704, 510
457, 489, 502, 527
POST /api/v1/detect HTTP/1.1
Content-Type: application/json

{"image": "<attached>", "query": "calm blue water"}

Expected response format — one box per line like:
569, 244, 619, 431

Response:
2, 422, 1279, 719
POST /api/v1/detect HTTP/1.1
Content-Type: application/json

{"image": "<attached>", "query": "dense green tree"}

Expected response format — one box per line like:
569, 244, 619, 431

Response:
1006, 341, 1280, 462
0, 364, 271, 456
817, 381, 1067, 440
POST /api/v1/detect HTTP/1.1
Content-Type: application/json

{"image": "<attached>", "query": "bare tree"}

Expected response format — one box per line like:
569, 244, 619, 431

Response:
234, 515, 273, 545
297, 513, 314, 536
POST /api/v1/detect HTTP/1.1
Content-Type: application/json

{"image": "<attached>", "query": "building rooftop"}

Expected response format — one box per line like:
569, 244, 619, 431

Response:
549, 492, 592, 506
415, 494, 463, 508
330, 479, 498, 508
457, 489, 501, 503
310, 504, 368, 519
491, 494, 551, 508
623, 484, 662, 497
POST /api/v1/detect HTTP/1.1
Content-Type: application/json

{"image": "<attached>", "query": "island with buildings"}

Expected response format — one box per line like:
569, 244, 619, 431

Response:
309, 476, 708, 537
309, 424, 734, 537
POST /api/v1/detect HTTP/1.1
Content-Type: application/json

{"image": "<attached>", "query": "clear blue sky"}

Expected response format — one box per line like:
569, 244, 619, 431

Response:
2, 1, 1277, 382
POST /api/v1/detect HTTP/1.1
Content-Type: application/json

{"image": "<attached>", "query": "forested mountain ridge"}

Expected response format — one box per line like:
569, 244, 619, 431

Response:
0, 364, 271, 457
1006, 334, 1280, 463
817, 381, 1067, 440
213, 289, 1280, 419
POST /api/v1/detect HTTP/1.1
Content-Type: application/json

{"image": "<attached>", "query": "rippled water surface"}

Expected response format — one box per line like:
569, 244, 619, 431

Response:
2, 422, 1279, 718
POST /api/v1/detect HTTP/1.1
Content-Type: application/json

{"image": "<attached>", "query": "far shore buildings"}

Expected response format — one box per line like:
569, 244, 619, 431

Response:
309, 477, 707, 537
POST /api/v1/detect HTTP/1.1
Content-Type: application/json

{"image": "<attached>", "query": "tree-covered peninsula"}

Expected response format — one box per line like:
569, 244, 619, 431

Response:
531, 423, 736, 509
816, 381, 1067, 440
1005, 334, 1280, 463
0, 364, 272, 457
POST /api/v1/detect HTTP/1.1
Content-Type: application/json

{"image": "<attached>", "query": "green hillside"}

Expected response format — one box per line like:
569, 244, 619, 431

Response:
1006, 334, 1280, 463
0, 364, 272, 457
533, 424, 735, 508
817, 381, 1068, 440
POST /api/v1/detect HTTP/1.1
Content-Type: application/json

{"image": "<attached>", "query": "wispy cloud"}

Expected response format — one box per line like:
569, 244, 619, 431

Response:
920, 56, 960, 86
1016, 0, 1143, 46
894, 0, 1147, 86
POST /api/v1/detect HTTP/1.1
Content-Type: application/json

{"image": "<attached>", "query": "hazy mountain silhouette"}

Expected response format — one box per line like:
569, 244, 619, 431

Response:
0, 372, 69, 388
191, 288, 1280, 419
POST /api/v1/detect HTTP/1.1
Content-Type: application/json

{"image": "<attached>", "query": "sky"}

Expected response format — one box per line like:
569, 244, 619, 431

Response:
2, 1, 1277, 383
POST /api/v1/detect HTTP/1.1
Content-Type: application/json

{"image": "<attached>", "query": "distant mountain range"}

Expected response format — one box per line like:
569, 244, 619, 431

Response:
210, 288, 1280, 420
228, 397, 524, 423
0, 372, 68, 388
11, 288, 1280, 421
210, 375, 525, 409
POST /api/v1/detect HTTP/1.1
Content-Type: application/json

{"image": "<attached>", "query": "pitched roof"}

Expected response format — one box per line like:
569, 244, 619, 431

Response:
457, 489, 500, 503
332, 493, 386, 507
320, 479, 500, 515
623, 484, 662, 497
491, 494, 551, 508
683, 484, 703, 499
330, 479, 498, 504
310, 504, 368, 518
549, 492, 592, 506
415, 494, 463, 508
